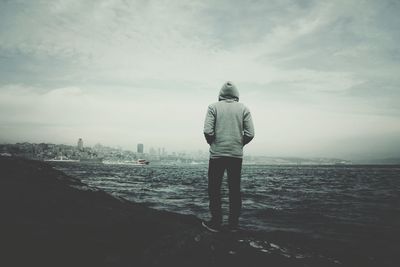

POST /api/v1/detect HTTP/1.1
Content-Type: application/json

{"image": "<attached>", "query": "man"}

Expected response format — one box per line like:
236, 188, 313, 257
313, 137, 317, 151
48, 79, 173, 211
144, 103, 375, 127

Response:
202, 81, 255, 232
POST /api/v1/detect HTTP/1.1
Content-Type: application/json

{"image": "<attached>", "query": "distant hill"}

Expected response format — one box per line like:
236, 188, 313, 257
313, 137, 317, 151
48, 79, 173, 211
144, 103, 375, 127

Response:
354, 158, 400, 165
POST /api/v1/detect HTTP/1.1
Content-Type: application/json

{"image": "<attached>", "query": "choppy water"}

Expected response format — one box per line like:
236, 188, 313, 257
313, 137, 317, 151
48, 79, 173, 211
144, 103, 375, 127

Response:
50, 162, 400, 244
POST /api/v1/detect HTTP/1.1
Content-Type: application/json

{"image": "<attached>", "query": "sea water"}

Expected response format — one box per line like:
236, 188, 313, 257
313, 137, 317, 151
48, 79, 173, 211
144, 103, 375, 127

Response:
50, 162, 400, 244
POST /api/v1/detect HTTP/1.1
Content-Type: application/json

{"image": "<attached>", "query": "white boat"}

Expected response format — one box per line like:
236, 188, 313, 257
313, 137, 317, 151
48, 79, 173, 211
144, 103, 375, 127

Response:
136, 159, 150, 165
103, 159, 150, 166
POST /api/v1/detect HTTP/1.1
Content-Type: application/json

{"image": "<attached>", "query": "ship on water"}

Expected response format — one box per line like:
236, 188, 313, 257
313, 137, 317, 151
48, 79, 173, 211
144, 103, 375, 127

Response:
136, 159, 150, 165
103, 159, 150, 166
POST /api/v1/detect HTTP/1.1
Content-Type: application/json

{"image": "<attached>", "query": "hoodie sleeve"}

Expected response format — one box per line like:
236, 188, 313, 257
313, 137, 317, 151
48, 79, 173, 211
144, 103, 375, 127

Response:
203, 105, 216, 145
243, 107, 255, 145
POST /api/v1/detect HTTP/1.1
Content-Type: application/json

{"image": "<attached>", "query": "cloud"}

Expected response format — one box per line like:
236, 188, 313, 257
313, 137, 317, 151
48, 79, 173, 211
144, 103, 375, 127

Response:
0, 0, 399, 158
0, 84, 209, 151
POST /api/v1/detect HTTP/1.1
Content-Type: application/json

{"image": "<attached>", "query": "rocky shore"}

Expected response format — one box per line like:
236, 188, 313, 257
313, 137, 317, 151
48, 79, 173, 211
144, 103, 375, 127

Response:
0, 156, 396, 267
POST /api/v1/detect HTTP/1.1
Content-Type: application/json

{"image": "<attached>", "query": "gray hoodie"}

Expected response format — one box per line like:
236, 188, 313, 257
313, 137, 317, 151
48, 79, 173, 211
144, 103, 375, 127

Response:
203, 82, 255, 158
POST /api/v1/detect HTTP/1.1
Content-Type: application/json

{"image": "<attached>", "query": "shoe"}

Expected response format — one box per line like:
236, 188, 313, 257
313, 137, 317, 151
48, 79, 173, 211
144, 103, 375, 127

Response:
202, 220, 221, 233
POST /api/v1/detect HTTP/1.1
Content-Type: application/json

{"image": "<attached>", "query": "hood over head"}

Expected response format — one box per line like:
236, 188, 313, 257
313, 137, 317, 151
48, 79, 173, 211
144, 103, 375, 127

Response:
219, 81, 239, 101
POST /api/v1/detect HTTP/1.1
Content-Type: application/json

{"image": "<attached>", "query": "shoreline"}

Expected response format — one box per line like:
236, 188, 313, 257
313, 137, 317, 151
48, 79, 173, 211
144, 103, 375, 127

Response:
0, 156, 397, 267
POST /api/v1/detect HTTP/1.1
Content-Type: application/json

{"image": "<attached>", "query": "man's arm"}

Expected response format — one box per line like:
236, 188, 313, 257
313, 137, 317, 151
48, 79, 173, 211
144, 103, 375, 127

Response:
243, 107, 255, 145
203, 105, 216, 145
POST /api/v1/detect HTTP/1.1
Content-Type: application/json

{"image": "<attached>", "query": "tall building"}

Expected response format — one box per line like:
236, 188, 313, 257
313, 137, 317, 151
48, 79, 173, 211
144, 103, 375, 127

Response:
137, 143, 144, 154
77, 138, 83, 151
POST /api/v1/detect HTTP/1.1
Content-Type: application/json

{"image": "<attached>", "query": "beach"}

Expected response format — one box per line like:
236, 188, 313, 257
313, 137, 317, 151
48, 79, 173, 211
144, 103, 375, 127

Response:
0, 156, 398, 267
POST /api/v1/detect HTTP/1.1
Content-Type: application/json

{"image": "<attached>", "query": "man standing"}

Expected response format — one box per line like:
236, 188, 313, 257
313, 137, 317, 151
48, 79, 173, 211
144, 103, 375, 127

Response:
202, 81, 255, 232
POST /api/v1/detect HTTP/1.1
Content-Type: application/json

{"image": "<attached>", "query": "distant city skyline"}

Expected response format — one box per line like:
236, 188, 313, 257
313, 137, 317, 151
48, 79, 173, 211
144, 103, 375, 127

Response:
1, 141, 361, 165
1, 1, 400, 161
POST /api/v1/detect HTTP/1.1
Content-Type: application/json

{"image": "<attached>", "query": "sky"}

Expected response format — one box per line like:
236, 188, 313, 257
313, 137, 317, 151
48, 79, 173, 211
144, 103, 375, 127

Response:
0, 0, 399, 160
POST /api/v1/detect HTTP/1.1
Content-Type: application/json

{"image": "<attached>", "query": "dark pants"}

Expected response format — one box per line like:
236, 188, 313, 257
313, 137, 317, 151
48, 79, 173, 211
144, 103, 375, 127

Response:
208, 157, 243, 226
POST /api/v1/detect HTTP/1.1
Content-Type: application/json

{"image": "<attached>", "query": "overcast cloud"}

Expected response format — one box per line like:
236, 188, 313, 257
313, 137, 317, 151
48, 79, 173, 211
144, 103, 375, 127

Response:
1, 0, 399, 160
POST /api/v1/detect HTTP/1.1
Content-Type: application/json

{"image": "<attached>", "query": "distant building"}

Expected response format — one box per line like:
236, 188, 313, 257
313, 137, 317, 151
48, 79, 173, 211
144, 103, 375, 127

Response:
137, 143, 144, 154
77, 138, 83, 151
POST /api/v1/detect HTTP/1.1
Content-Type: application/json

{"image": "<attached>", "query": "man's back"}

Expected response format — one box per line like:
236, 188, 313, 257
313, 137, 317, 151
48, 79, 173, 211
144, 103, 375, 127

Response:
203, 82, 255, 158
